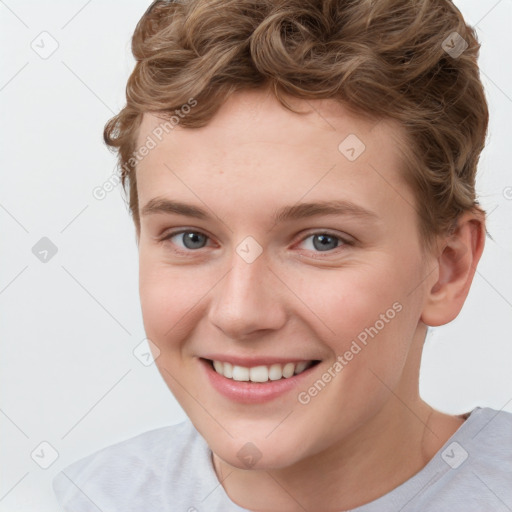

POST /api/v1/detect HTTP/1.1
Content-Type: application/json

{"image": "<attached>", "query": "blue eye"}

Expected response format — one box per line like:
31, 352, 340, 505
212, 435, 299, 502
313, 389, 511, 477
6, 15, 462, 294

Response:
165, 230, 209, 250
299, 233, 344, 252
161, 230, 350, 255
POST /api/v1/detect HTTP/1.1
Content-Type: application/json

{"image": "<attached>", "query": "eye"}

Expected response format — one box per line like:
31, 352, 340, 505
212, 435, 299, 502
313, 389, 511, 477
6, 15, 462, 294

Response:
160, 229, 352, 255
297, 232, 350, 253
162, 230, 210, 251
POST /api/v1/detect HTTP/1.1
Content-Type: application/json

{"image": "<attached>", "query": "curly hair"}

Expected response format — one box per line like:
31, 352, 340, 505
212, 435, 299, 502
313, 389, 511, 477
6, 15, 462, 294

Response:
104, 0, 489, 253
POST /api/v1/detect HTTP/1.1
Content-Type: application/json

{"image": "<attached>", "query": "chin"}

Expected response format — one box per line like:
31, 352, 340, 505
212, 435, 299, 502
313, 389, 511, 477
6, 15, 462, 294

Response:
208, 430, 312, 471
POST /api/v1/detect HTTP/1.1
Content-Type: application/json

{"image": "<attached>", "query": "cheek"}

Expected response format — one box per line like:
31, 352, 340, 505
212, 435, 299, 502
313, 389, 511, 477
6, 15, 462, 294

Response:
292, 266, 418, 426
294, 258, 419, 383
295, 261, 404, 339
138, 258, 205, 400
138, 255, 198, 343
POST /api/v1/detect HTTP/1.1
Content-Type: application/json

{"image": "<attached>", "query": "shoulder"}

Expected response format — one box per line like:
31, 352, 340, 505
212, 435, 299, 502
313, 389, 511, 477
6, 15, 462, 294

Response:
357, 407, 512, 512
462, 406, 512, 460
439, 406, 512, 475
55, 419, 196, 480
53, 419, 210, 511
420, 407, 512, 511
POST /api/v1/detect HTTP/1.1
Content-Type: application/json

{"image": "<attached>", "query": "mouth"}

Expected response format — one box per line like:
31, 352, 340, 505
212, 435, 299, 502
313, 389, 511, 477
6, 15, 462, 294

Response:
199, 357, 322, 404
204, 358, 321, 383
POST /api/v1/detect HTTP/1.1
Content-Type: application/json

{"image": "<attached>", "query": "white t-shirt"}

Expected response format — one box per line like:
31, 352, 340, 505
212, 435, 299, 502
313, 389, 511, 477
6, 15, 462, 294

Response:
53, 406, 512, 511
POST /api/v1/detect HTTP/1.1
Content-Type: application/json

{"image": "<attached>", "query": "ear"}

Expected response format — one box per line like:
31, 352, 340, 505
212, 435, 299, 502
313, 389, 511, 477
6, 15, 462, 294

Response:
420, 210, 486, 327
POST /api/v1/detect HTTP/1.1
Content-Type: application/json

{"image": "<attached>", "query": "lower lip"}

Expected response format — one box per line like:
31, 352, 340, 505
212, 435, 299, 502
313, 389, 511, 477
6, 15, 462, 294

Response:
199, 358, 319, 404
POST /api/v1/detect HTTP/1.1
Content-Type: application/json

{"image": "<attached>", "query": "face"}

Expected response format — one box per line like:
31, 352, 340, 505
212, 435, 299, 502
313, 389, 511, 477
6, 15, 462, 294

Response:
136, 88, 434, 470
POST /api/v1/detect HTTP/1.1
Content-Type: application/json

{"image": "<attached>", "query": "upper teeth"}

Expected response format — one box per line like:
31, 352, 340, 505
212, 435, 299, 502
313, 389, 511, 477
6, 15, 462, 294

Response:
212, 360, 312, 382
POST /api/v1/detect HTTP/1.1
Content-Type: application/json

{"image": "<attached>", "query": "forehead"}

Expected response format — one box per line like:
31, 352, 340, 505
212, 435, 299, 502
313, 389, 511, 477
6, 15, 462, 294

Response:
134, 89, 414, 220
136, 89, 398, 151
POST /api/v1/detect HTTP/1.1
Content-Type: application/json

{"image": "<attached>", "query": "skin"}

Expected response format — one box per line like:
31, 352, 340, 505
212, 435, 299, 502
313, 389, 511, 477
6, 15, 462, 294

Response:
135, 87, 486, 511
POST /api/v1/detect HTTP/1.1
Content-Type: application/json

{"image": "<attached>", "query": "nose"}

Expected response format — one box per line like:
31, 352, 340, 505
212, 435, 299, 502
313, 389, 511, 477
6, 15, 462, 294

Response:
207, 246, 287, 340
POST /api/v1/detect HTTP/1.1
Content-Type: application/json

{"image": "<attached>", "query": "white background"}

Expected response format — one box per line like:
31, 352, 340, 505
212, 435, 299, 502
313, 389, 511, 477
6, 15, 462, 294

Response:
1, 1, 511, 510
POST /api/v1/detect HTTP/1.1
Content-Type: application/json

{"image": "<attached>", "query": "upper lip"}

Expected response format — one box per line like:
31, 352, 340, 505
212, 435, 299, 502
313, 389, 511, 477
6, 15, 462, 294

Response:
200, 354, 320, 367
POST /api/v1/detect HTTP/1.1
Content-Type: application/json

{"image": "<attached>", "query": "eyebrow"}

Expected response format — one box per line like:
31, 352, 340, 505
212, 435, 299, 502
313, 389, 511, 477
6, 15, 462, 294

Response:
140, 197, 379, 224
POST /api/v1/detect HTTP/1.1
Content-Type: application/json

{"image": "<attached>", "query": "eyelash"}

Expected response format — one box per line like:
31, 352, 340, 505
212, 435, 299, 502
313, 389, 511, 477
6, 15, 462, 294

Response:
159, 229, 353, 257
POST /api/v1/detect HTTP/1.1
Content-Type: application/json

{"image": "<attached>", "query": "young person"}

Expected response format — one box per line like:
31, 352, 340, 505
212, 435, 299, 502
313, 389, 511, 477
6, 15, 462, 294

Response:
53, 0, 512, 510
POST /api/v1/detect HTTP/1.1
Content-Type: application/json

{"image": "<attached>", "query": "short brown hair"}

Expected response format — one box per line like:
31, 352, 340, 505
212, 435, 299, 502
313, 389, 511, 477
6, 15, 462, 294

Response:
104, 0, 489, 252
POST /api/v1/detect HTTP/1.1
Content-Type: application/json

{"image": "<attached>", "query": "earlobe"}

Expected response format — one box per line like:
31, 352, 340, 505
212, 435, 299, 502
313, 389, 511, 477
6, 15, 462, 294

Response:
420, 211, 486, 327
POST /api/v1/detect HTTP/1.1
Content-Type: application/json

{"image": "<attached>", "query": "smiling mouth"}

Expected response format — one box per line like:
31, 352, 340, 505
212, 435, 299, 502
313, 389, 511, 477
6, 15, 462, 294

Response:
203, 358, 321, 383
